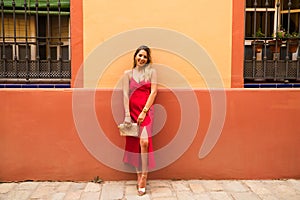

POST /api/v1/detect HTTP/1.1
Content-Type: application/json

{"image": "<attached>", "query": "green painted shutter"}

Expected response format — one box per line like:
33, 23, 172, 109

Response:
2, 0, 69, 9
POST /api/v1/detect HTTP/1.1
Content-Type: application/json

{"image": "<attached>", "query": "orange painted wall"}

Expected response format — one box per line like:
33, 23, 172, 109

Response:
72, 0, 244, 89
70, 0, 83, 87
231, 0, 244, 87
0, 89, 300, 181
82, 0, 233, 88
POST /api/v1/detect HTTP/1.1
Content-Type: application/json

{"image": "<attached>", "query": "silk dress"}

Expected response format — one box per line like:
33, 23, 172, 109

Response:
123, 76, 155, 170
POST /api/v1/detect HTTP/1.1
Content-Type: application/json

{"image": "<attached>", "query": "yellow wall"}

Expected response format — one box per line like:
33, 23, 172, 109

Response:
83, 0, 232, 88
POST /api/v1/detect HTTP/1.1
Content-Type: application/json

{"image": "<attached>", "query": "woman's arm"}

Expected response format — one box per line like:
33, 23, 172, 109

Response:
137, 68, 158, 124
144, 68, 157, 109
123, 70, 131, 123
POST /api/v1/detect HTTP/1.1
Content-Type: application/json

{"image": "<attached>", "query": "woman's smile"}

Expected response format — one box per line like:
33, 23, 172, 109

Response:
135, 50, 148, 67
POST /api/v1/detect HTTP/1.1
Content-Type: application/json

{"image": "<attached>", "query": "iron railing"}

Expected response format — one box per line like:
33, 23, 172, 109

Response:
244, 0, 300, 83
0, 0, 70, 84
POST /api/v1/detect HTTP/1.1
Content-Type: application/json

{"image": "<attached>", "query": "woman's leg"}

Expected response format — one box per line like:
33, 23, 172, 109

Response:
136, 170, 141, 188
138, 127, 148, 195
140, 126, 149, 174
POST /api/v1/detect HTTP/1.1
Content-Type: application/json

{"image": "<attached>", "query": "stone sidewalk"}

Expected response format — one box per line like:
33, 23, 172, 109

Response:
0, 179, 300, 200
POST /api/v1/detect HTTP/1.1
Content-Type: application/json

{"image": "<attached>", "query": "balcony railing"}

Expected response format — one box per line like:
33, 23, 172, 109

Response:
244, 41, 300, 82
0, 59, 70, 83
0, 0, 70, 84
244, 0, 300, 84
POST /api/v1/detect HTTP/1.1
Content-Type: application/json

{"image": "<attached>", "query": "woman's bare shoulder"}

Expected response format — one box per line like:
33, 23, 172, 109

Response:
150, 67, 157, 74
124, 69, 131, 75
151, 67, 156, 72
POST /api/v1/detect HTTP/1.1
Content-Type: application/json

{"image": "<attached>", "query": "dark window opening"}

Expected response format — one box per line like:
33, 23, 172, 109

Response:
18, 45, 31, 60
0, 0, 70, 84
0, 44, 12, 60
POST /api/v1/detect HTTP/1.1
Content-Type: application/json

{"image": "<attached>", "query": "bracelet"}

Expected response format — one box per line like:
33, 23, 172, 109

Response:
142, 107, 149, 113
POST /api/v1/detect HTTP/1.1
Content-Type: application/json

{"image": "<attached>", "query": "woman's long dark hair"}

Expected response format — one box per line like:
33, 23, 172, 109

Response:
132, 45, 152, 68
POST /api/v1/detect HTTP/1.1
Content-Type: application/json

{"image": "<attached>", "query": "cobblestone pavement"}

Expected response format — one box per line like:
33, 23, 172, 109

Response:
0, 179, 299, 200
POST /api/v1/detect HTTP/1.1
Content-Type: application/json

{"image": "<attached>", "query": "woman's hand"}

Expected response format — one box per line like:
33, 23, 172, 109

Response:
124, 116, 132, 124
137, 112, 146, 125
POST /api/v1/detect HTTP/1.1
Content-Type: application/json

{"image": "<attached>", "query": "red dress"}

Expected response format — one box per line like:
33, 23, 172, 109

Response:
123, 77, 155, 170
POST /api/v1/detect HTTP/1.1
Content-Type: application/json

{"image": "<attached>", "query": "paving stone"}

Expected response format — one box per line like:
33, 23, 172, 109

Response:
30, 185, 55, 199
63, 190, 83, 200
2, 190, 31, 200
272, 192, 299, 200
84, 182, 101, 192
262, 180, 291, 193
259, 194, 279, 200
0, 183, 18, 194
126, 193, 151, 200
194, 193, 211, 200
69, 182, 87, 191
231, 192, 261, 200
171, 181, 190, 191
148, 180, 170, 188
288, 179, 300, 192
244, 180, 273, 195
99, 182, 124, 200
125, 184, 137, 195
51, 192, 66, 200
80, 191, 100, 200
55, 182, 72, 192
150, 187, 174, 198
273, 183, 298, 195
209, 191, 233, 200
189, 182, 206, 193
151, 197, 177, 200
274, 195, 300, 200
16, 181, 39, 191
221, 180, 249, 192
246, 180, 300, 200
176, 191, 196, 200
264, 184, 298, 200
201, 180, 224, 192
39, 181, 61, 187
259, 194, 280, 200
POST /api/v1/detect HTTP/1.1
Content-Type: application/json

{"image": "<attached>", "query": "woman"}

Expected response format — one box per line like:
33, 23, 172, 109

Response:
122, 45, 157, 196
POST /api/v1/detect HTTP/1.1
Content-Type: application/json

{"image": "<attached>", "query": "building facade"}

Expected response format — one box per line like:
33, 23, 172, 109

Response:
0, 0, 299, 181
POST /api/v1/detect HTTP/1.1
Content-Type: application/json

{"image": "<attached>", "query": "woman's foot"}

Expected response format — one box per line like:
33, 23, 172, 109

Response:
136, 172, 141, 189
137, 174, 147, 196
138, 187, 146, 196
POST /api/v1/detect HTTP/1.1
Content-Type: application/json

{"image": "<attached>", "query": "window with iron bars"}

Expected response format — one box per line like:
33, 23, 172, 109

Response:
0, 0, 70, 85
244, 0, 300, 86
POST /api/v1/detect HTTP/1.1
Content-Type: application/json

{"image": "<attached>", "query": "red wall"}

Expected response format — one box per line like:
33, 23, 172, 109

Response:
0, 89, 300, 181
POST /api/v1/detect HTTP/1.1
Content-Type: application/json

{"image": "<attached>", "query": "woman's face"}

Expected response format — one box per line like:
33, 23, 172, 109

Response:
135, 50, 148, 67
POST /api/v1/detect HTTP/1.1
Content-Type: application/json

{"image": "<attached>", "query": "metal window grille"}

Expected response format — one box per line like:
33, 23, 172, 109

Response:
244, 0, 300, 83
0, 0, 70, 84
